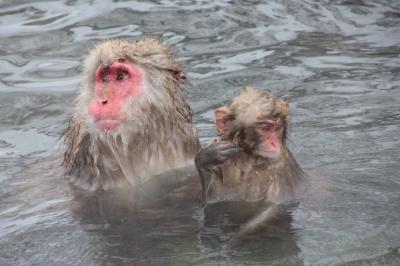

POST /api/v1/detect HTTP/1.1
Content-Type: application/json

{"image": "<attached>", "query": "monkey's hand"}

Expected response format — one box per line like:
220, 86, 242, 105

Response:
195, 140, 242, 205
195, 141, 241, 170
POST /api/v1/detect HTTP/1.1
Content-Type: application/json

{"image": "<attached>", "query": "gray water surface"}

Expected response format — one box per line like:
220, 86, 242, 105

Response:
1, 0, 400, 265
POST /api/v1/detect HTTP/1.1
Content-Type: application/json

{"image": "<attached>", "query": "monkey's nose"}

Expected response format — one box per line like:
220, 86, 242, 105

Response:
98, 99, 108, 105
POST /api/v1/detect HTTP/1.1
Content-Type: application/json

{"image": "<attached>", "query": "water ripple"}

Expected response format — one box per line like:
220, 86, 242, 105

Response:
0, 0, 399, 265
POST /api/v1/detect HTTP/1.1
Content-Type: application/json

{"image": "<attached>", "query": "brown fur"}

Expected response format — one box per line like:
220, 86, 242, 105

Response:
224, 86, 289, 146
226, 86, 289, 129
203, 86, 306, 204
209, 148, 306, 204
63, 37, 198, 191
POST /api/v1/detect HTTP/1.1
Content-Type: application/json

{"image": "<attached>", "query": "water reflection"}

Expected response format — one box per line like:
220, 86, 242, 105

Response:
71, 187, 201, 265
199, 202, 302, 265
71, 188, 302, 265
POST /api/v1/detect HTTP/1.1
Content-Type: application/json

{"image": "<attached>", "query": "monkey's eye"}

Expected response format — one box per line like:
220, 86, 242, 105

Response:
116, 69, 128, 81
260, 125, 272, 132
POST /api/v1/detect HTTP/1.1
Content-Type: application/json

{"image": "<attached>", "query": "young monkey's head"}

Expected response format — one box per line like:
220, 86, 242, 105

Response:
215, 86, 289, 160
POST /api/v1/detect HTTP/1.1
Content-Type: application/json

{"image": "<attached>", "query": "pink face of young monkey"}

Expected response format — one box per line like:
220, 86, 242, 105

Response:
253, 118, 284, 159
88, 59, 143, 131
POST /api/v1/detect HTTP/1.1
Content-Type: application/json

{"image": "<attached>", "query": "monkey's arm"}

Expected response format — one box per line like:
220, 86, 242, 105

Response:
237, 204, 282, 233
195, 140, 242, 204
229, 203, 290, 245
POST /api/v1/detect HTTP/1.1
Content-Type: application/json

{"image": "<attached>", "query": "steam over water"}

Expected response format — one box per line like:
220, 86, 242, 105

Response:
0, 0, 399, 265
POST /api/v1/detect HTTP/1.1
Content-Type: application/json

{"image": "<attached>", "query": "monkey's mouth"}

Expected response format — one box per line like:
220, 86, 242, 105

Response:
254, 149, 281, 160
95, 119, 120, 131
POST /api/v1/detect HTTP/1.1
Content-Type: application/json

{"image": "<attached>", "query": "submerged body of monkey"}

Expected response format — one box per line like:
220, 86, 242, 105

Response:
63, 37, 199, 192
195, 86, 307, 238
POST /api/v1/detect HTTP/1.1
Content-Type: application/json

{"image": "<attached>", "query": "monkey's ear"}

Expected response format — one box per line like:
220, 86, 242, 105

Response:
275, 99, 289, 118
215, 107, 231, 133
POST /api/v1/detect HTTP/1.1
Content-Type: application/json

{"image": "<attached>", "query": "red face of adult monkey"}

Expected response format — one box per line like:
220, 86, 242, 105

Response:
88, 59, 143, 131
63, 38, 198, 191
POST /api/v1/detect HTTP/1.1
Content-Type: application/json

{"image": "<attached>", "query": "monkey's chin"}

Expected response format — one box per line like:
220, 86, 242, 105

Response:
95, 119, 120, 131
254, 149, 281, 160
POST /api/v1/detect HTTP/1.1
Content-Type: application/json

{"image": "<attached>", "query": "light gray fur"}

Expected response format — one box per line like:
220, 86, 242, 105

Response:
63, 38, 198, 191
